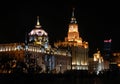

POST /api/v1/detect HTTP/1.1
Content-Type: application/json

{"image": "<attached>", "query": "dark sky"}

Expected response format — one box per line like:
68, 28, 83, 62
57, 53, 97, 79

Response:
0, 1, 120, 54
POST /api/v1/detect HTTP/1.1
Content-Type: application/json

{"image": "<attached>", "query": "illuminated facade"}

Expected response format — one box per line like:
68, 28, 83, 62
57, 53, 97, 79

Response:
110, 52, 120, 70
93, 49, 104, 74
0, 43, 25, 61
0, 43, 71, 73
54, 8, 89, 70
113, 52, 120, 66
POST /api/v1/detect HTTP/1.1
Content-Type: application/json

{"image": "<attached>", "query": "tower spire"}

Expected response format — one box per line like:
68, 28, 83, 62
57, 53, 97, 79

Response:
72, 7, 75, 17
37, 16, 40, 25
35, 16, 41, 28
70, 8, 77, 24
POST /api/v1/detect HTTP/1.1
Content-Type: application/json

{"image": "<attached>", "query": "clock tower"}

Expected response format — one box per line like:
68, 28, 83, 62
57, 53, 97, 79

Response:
54, 8, 89, 70
66, 8, 82, 46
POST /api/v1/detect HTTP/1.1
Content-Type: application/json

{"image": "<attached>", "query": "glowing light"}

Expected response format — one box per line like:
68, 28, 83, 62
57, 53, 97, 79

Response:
118, 64, 120, 67
72, 62, 76, 65
29, 29, 48, 36
77, 62, 80, 65
104, 39, 112, 43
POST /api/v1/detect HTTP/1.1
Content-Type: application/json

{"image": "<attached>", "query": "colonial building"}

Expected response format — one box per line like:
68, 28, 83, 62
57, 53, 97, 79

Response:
93, 49, 104, 74
54, 8, 89, 70
88, 49, 111, 75
0, 16, 71, 73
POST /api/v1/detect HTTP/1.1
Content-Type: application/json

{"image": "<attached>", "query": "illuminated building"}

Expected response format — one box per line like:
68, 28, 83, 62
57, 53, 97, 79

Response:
103, 39, 112, 61
101, 39, 112, 71
113, 52, 120, 66
110, 52, 120, 70
88, 49, 110, 74
0, 16, 71, 73
54, 8, 89, 70
93, 49, 104, 74
25, 16, 71, 73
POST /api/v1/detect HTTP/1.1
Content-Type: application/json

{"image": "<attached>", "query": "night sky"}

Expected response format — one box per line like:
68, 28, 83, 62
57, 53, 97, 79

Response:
0, 1, 120, 54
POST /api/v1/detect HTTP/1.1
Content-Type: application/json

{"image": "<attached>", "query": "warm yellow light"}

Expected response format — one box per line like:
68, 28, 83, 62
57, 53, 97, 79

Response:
81, 61, 84, 65
96, 55, 99, 58
118, 64, 120, 67
84, 62, 87, 65
72, 62, 76, 65
35, 42, 41, 44
77, 62, 80, 65
94, 57, 97, 61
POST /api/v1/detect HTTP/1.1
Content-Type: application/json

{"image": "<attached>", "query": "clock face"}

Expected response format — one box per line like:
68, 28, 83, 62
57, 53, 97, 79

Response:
69, 24, 78, 32
69, 26, 74, 32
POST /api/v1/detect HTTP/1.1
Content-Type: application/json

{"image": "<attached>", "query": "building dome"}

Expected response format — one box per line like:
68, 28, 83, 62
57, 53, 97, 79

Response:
29, 16, 47, 36
29, 28, 48, 36
28, 16, 49, 46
